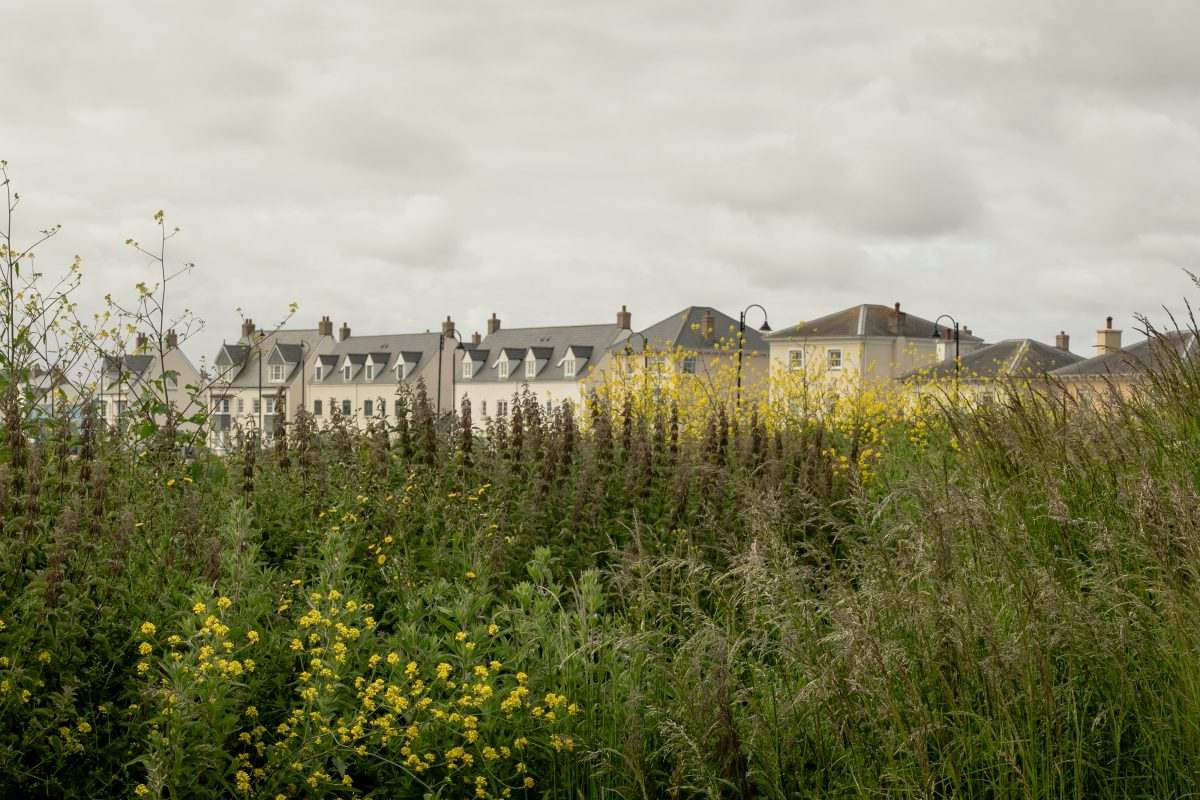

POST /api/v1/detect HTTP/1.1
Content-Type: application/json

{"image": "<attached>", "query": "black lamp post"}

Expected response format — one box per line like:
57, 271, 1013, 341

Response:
438, 328, 464, 416
930, 314, 960, 400
736, 304, 771, 409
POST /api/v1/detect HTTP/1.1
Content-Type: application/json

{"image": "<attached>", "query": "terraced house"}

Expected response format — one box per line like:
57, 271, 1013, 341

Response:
454, 308, 632, 419
1052, 317, 1199, 406
97, 330, 202, 433
308, 318, 456, 426
208, 317, 334, 449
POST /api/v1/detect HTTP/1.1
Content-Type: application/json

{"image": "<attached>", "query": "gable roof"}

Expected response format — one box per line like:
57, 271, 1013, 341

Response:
212, 328, 325, 388
624, 306, 768, 355
1052, 330, 1198, 378
900, 339, 1084, 382
463, 323, 623, 383
311, 332, 443, 386
767, 304, 984, 343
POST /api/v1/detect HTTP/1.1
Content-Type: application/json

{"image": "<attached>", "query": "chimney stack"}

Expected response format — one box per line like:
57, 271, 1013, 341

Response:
891, 302, 907, 335
241, 319, 256, 339
616, 304, 632, 329
442, 315, 456, 337
318, 316, 333, 336
165, 329, 178, 349
1096, 316, 1121, 353
471, 331, 482, 346
961, 325, 972, 337
1056, 330, 1070, 352
30, 364, 43, 379
339, 322, 351, 342
135, 332, 148, 351
487, 313, 501, 335
701, 308, 715, 341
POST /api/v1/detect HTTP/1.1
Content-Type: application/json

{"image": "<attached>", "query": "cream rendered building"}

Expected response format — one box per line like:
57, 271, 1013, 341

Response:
96, 330, 203, 434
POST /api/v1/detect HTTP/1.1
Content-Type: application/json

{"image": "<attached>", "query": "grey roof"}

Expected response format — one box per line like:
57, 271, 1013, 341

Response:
622, 306, 768, 355
272, 343, 305, 363
767, 304, 984, 343
1052, 331, 1198, 377
311, 332, 443, 386
213, 328, 325, 388
462, 323, 623, 383
900, 339, 1084, 382
105, 354, 155, 376
462, 348, 489, 362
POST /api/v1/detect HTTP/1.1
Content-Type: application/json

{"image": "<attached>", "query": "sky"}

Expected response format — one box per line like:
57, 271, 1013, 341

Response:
3, 0, 1198, 367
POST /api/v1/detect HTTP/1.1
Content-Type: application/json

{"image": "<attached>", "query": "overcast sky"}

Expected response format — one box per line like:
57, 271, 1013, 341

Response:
3, 0, 1198, 365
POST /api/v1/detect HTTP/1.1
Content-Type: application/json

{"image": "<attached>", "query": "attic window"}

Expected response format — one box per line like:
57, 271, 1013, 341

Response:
365, 364, 375, 381
269, 364, 285, 382
315, 365, 323, 381
498, 361, 509, 379
462, 361, 472, 379
563, 358, 577, 378
395, 363, 407, 381
525, 360, 537, 379
343, 364, 352, 381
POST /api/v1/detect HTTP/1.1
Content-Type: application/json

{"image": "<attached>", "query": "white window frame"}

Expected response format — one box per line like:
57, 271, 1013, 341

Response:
681, 355, 697, 375
264, 397, 276, 415
525, 360, 537, 379
395, 363, 407, 381
314, 365, 323, 381
365, 364, 375, 381
237, 398, 244, 413
462, 360, 473, 379
563, 358, 576, 378
498, 360, 509, 379
496, 399, 508, 418
788, 350, 804, 370
343, 364, 352, 381
827, 348, 843, 370
269, 364, 285, 383
252, 398, 261, 414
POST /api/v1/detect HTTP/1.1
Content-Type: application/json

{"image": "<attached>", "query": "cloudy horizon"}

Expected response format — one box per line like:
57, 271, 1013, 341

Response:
3, 0, 1198, 366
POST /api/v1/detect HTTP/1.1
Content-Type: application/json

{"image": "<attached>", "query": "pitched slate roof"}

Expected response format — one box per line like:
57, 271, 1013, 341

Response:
215, 328, 324, 388
767, 304, 984, 343
1052, 331, 1198, 377
621, 306, 768, 355
311, 332, 443, 387
900, 339, 1083, 382
462, 323, 623, 383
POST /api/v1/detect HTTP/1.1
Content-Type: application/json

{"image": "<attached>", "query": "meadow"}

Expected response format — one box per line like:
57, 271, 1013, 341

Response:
2, 308, 1200, 800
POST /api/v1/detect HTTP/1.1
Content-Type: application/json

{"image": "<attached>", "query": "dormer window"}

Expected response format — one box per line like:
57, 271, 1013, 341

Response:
269, 364, 285, 383
462, 360, 473, 379
343, 364, 352, 381
395, 363, 407, 381
365, 364, 375, 381
498, 361, 509, 379
525, 360, 537, 379
563, 358, 576, 377
315, 365, 323, 381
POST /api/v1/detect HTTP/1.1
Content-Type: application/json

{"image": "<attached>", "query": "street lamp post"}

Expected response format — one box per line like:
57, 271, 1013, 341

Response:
736, 304, 771, 410
930, 314, 960, 401
438, 329, 464, 416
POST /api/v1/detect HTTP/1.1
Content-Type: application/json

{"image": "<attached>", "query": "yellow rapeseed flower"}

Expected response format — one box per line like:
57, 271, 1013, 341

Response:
139, 622, 156, 636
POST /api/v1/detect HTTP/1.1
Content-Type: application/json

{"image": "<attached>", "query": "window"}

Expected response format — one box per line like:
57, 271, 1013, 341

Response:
496, 400, 508, 418
364, 399, 374, 417
365, 364, 375, 381
342, 399, 351, 416
253, 398, 261, 414
315, 365, 323, 381
826, 348, 843, 370
395, 363, 407, 381
462, 361, 473, 379
343, 365, 352, 381
213, 397, 229, 414
788, 350, 804, 370
264, 397, 276, 415
563, 358, 576, 377
525, 360, 537, 379
314, 399, 323, 416
237, 398, 244, 413
269, 364, 284, 382
94, 400, 107, 418
115, 400, 127, 416
681, 355, 697, 375
481, 400, 487, 417
498, 361, 509, 379
650, 355, 666, 372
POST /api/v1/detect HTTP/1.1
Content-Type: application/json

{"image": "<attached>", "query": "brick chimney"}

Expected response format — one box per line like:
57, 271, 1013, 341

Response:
135, 332, 148, 351
318, 316, 333, 337
165, 329, 178, 349
442, 316, 456, 337
339, 322, 351, 342
471, 331, 482, 346
701, 308, 715, 341
241, 318, 256, 338
487, 313, 501, 335
616, 304, 632, 329
890, 302, 907, 335
1096, 316, 1121, 353
1055, 330, 1070, 352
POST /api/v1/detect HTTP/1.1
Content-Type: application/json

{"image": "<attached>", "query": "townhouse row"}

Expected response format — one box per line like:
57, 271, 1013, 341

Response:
39, 300, 1193, 447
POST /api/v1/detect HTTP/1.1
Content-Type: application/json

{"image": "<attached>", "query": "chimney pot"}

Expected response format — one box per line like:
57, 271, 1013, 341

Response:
1106, 316, 1113, 330
1097, 318, 1122, 353
471, 331, 481, 346
616, 304, 632, 329
165, 329, 178, 349
487, 313, 501, 335
135, 332, 148, 351
339, 322, 351, 342
318, 316, 333, 336
241, 319, 256, 338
